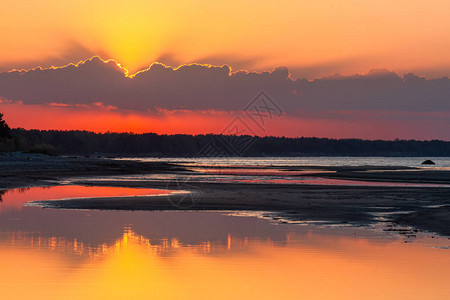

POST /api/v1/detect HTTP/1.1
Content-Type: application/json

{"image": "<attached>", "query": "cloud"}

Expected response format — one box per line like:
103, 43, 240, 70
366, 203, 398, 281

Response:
1, 56, 450, 117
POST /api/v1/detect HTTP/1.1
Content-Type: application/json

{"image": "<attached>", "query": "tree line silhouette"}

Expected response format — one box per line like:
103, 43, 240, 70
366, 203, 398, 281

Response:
1, 128, 449, 157
0, 113, 11, 140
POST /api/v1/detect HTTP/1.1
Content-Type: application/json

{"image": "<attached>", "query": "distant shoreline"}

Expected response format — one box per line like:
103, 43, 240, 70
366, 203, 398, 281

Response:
5, 128, 450, 157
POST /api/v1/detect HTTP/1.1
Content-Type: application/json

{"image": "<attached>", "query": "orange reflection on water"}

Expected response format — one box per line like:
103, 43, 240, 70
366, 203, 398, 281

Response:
0, 228, 449, 299
0, 185, 174, 212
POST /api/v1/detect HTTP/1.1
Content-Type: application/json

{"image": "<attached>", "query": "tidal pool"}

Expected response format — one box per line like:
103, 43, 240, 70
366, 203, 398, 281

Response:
0, 186, 449, 299
0, 185, 176, 212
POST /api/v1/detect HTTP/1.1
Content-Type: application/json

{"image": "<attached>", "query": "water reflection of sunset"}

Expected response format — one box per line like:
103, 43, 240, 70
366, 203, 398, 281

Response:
1, 226, 449, 300
0, 185, 174, 213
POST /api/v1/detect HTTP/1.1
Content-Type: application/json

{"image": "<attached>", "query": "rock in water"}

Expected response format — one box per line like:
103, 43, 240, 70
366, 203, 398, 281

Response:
422, 160, 435, 165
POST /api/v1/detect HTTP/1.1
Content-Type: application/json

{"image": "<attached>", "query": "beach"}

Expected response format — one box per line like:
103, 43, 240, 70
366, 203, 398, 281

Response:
1, 152, 449, 236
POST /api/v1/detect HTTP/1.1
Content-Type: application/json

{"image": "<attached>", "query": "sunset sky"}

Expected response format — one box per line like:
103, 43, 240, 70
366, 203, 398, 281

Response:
1, 0, 450, 139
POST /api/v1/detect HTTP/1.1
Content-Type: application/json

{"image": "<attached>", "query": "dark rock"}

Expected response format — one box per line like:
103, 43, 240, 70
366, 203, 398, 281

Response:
421, 160, 435, 165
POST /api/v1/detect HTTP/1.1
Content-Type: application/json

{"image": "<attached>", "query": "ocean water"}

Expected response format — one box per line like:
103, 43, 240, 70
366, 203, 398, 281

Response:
118, 156, 450, 168
97, 156, 450, 188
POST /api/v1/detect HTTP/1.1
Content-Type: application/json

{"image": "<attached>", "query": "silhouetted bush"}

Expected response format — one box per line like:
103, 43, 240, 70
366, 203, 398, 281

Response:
27, 143, 58, 156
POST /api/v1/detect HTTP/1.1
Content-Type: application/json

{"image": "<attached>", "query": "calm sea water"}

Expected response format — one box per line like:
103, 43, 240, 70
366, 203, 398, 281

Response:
0, 186, 449, 299
119, 156, 450, 168
102, 156, 450, 188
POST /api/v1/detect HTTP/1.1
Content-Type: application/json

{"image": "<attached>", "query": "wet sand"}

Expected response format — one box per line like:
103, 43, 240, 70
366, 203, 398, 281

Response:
1, 153, 450, 236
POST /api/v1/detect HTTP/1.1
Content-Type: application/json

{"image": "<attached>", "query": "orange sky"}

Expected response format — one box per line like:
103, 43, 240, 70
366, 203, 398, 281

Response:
1, 0, 450, 78
1, 1, 450, 139
2, 101, 449, 140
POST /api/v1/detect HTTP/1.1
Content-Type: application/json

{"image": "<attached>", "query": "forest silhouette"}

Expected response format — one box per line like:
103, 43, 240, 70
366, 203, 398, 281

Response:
1, 128, 449, 157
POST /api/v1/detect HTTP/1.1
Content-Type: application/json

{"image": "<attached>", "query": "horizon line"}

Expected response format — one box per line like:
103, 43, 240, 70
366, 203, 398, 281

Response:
10, 127, 450, 142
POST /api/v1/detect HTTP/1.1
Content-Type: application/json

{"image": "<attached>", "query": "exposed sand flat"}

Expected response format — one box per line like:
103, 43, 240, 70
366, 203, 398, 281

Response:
1, 153, 449, 236
396, 206, 450, 236
32, 182, 450, 236
0, 152, 184, 189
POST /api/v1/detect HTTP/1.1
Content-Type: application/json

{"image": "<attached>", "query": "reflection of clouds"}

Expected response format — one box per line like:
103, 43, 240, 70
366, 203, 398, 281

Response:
2, 223, 445, 264
0, 207, 299, 249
